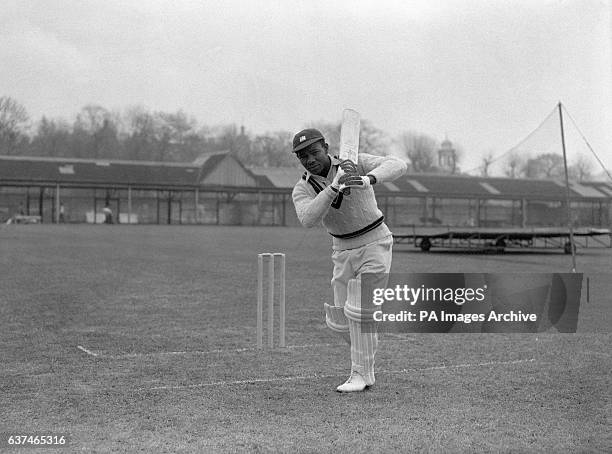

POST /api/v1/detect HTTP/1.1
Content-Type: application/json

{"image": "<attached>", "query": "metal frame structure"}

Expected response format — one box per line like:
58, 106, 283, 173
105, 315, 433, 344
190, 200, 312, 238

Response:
393, 227, 612, 253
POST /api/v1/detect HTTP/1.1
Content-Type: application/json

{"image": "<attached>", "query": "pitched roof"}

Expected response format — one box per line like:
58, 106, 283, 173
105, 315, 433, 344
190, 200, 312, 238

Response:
249, 167, 303, 188
1, 153, 610, 200
0, 152, 246, 188
196, 152, 229, 178
581, 181, 612, 197
373, 174, 611, 200
244, 166, 611, 200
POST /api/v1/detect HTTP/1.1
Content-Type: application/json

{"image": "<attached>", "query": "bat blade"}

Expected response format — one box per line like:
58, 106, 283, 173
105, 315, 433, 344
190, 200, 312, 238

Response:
339, 108, 360, 164
331, 108, 360, 209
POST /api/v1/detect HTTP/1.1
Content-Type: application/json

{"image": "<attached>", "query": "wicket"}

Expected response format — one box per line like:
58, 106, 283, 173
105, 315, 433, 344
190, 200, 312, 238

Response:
257, 253, 286, 349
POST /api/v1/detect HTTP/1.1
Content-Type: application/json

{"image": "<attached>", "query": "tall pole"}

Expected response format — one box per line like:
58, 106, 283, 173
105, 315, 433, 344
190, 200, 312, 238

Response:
194, 188, 199, 224
55, 184, 60, 224
559, 102, 577, 272
127, 185, 132, 225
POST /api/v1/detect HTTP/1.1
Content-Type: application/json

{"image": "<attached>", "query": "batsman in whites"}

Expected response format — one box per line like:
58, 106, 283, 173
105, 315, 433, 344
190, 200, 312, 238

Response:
291, 110, 407, 392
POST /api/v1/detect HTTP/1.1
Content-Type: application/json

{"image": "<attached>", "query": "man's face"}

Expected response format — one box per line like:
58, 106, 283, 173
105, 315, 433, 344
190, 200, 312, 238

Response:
295, 141, 330, 177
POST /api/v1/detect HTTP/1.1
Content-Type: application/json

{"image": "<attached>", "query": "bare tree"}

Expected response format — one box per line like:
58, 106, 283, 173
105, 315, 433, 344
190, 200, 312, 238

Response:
503, 151, 524, 178
480, 151, 495, 177
250, 131, 296, 167
306, 119, 391, 157
216, 124, 243, 154
397, 131, 437, 173
0, 96, 29, 155
306, 120, 341, 157
523, 153, 565, 179
568, 154, 593, 182
359, 120, 391, 156
123, 106, 157, 160
154, 110, 197, 161
74, 105, 120, 159
218, 124, 252, 164
30, 117, 72, 157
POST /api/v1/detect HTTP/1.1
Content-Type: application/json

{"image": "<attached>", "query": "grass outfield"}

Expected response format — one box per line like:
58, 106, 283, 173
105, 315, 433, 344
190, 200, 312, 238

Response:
1, 225, 610, 453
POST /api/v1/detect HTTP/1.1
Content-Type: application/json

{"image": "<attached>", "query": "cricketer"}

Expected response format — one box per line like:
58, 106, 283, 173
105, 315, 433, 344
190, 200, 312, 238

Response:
291, 128, 407, 392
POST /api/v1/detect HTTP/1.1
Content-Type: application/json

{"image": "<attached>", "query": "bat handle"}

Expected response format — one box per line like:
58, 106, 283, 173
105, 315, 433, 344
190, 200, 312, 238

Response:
331, 191, 344, 209
333, 167, 350, 206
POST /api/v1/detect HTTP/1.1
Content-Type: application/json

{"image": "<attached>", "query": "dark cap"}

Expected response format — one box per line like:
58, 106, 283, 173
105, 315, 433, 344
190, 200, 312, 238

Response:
292, 128, 324, 152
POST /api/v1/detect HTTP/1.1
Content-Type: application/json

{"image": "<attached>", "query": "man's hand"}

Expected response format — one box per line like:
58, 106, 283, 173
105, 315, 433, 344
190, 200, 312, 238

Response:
338, 174, 373, 190
330, 160, 361, 209
336, 159, 359, 196
331, 160, 358, 190
330, 168, 343, 190
338, 159, 359, 175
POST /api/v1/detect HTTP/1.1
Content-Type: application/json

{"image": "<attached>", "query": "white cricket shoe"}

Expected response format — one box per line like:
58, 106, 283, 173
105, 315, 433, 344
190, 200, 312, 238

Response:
336, 372, 370, 393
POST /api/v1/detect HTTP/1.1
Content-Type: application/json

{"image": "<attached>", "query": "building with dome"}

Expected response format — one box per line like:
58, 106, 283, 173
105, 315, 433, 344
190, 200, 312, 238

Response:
438, 137, 457, 174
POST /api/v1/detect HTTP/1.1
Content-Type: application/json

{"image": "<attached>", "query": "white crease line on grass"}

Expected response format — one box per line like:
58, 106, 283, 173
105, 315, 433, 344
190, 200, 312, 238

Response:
76, 343, 343, 359
581, 350, 612, 358
75, 339, 416, 359
77, 345, 98, 357
144, 358, 537, 391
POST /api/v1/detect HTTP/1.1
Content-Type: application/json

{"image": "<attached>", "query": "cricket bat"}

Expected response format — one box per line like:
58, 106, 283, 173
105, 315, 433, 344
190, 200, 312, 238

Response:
331, 108, 360, 209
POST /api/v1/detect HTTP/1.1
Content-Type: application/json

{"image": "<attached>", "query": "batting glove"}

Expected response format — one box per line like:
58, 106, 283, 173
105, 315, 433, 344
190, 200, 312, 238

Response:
338, 159, 359, 175
338, 174, 372, 191
330, 169, 343, 191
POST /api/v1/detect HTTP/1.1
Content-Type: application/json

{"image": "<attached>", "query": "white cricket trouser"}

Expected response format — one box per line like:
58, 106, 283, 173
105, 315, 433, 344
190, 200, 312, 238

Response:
330, 236, 393, 385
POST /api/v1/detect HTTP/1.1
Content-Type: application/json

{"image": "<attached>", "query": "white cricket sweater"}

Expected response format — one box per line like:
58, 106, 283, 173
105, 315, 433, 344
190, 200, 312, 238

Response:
292, 153, 408, 251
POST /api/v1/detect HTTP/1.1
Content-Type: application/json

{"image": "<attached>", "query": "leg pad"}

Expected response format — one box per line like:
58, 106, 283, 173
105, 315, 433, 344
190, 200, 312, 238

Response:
343, 279, 377, 323
324, 303, 351, 344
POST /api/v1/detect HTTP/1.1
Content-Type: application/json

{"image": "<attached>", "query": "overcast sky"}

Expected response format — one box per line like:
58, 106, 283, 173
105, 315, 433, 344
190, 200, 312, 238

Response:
2, 0, 611, 174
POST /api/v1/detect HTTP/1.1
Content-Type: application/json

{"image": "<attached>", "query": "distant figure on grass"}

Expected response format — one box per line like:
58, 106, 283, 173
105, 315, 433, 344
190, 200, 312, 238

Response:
103, 204, 114, 224
59, 203, 66, 223
291, 128, 407, 392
